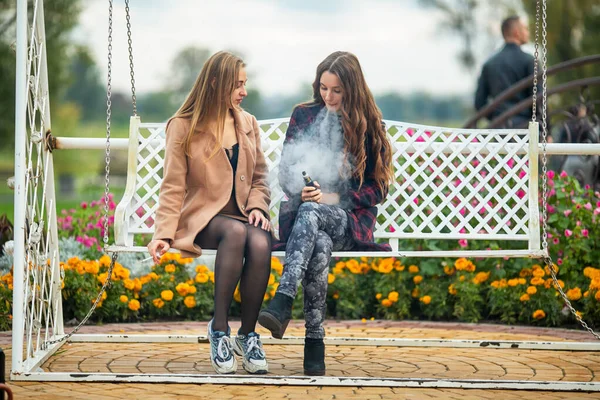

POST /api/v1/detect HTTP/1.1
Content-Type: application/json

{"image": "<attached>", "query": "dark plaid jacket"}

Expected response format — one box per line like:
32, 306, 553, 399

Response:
273, 103, 391, 251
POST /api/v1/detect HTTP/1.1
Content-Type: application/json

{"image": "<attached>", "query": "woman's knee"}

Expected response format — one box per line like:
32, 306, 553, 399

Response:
297, 201, 319, 216
222, 220, 247, 247
246, 226, 272, 254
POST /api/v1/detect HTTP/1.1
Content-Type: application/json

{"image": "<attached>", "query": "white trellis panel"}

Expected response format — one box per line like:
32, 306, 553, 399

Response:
112, 118, 542, 258
12, 0, 64, 375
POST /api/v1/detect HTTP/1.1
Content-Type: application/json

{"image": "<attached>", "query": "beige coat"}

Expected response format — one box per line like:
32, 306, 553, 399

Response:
153, 109, 271, 258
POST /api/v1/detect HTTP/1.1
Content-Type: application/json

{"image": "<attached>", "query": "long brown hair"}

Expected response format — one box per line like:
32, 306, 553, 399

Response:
308, 51, 393, 194
173, 51, 245, 157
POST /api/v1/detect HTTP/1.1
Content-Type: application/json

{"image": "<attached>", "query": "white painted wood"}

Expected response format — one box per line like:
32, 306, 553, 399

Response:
68, 334, 600, 351
54, 138, 600, 156
104, 118, 551, 256
11, 372, 600, 391
12, 0, 28, 376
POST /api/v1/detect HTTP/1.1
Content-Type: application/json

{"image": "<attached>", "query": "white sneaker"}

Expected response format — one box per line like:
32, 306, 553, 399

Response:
233, 331, 268, 374
207, 320, 237, 374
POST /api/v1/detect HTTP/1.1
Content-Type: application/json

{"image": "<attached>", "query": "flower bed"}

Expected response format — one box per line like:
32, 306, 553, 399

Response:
0, 172, 598, 332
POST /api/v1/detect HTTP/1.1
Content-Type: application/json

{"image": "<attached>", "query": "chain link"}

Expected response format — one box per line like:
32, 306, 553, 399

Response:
43, 254, 118, 349
536, 0, 600, 340
125, 0, 137, 116
531, 0, 540, 122
103, 0, 113, 248
43, 0, 119, 349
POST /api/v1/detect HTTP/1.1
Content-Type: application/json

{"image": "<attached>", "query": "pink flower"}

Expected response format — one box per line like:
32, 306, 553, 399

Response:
458, 239, 468, 248
560, 171, 568, 178
547, 205, 555, 213
109, 200, 116, 210
459, 208, 466, 216
553, 237, 560, 245
69, 208, 76, 213
595, 208, 600, 216
564, 210, 572, 217
576, 220, 581, 226
389, 226, 396, 233
516, 189, 526, 199
557, 258, 563, 265
549, 188, 556, 197
546, 170, 555, 179
564, 229, 573, 238
507, 159, 515, 168
413, 198, 419, 205
582, 229, 589, 238
80, 202, 88, 209
584, 202, 592, 210
585, 184, 591, 190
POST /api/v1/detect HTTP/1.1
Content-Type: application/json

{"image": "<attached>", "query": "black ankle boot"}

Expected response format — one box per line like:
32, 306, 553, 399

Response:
304, 338, 325, 376
258, 292, 293, 339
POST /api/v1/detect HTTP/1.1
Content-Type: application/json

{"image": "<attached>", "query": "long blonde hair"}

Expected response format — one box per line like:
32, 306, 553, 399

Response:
173, 51, 245, 157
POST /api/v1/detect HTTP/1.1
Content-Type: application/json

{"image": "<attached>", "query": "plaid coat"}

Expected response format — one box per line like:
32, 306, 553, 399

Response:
273, 103, 391, 252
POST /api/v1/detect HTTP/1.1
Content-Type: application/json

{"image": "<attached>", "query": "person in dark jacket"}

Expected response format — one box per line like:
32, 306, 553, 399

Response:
475, 16, 536, 128
258, 51, 393, 376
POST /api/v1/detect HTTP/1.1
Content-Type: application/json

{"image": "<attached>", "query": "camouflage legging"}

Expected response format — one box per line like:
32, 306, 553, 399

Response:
278, 202, 355, 339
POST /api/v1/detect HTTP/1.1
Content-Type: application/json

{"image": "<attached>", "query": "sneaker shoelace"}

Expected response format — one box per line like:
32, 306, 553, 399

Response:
245, 335, 265, 360
215, 335, 233, 361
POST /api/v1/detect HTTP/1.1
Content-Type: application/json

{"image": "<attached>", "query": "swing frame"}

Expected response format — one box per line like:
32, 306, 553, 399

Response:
10, 0, 600, 391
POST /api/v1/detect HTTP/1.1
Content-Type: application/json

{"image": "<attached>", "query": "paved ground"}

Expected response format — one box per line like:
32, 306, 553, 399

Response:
2, 320, 600, 399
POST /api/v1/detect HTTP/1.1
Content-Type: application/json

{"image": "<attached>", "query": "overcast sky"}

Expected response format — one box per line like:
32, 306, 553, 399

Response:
74, 0, 512, 98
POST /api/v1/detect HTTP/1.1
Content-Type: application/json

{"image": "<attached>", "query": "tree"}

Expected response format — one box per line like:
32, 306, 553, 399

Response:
0, 0, 81, 149
63, 45, 105, 121
169, 46, 211, 105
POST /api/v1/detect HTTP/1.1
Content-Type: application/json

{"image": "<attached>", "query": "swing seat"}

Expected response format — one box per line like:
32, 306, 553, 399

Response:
108, 116, 546, 259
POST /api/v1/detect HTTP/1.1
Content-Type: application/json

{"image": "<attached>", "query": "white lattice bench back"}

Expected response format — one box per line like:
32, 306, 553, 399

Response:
111, 117, 544, 258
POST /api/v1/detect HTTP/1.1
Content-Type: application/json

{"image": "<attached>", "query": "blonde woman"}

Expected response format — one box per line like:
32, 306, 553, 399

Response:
148, 51, 271, 375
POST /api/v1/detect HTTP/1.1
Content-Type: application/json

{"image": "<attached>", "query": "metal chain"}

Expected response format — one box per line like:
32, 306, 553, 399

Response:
43, 254, 119, 349
531, 0, 540, 122
43, 0, 119, 348
103, 0, 113, 248
536, 0, 600, 340
125, 0, 137, 116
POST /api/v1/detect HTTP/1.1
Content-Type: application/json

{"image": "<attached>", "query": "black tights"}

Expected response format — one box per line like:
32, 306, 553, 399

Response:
195, 215, 272, 334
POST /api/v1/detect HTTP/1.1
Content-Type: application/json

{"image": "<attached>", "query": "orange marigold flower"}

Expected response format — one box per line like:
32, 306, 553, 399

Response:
519, 269, 531, 278
161, 290, 174, 301
388, 291, 399, 302
408, 265, 419, 274
413, 275, 423, 284
532, 309, 546, 320
381, 299, 393, 308
195, 265, 209, 274
327, 273, 335, 284
195, 273, 209, 284
566, 287, 582, 301
184, 296, 196, 308
152, 298, 164, 308
530, 277, 545, 286
119, 295, 128, 303
128, 299, 140, 311
520, 294, 530, 302
448, 284, 457, 295
165, 264, 176, 273
526, 286, 537, 295
420, 295, 431, 305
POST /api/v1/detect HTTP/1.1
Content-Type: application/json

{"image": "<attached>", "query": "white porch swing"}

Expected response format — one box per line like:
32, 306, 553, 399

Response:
10, 0, 600, 391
